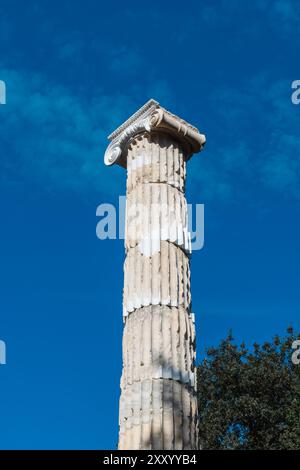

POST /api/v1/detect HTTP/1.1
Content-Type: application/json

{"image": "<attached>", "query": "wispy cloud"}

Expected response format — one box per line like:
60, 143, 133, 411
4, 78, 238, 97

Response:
0, 0, 298, 203
0, 66, 174, 196
172, 0, 300, 43
201, 0, 300, 33
190, 75, 300, 202
1, 68, 298, 203
270, 0, 300, 33
0, 68, 135, 195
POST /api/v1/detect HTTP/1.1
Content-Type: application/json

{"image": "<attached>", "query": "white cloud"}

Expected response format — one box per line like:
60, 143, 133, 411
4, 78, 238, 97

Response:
0, 66, 174, 196
190, 75, 300, 202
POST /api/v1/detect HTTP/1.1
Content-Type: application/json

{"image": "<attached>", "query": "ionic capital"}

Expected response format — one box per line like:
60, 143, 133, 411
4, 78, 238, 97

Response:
104, 99, 206, 167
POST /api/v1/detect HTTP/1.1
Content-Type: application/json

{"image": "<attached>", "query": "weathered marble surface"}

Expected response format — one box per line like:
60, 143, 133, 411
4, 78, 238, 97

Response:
104, 100, 205, 450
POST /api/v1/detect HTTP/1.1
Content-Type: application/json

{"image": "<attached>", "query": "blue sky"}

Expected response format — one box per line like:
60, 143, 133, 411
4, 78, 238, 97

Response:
0, 0, 299, 449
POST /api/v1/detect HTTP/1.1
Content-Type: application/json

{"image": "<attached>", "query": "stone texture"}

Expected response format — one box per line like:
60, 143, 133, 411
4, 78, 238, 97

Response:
126, 132, 186, 193
123, 242, 191, 317
125, 181, 191, 255
121, 305, 196, 388
104, 99, 205, 450
118, 379, 198, 450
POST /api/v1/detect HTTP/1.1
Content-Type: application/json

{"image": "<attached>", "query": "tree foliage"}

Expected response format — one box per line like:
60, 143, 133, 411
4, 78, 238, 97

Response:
197, 327, 300, 449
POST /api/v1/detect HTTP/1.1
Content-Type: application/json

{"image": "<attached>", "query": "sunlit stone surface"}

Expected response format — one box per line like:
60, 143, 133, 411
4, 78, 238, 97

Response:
104, 99, 205, 449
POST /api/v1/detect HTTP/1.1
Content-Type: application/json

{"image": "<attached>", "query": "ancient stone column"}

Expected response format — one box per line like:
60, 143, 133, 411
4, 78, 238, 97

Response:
104, 99, 205, 450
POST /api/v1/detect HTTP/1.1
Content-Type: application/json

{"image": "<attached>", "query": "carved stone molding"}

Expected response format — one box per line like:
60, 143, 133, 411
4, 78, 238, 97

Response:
104, 99, 206, 167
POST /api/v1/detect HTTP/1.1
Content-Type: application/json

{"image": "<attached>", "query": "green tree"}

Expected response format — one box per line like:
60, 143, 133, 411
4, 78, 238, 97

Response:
197, 327, 300, 449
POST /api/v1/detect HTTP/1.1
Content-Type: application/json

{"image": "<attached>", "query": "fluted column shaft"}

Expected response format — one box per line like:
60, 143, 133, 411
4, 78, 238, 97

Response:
119, 132, 198, 450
